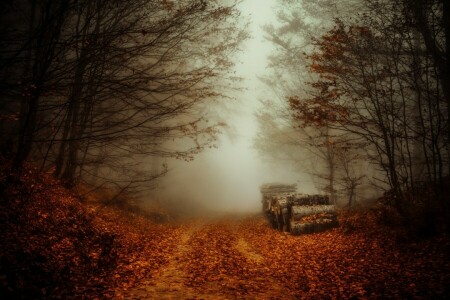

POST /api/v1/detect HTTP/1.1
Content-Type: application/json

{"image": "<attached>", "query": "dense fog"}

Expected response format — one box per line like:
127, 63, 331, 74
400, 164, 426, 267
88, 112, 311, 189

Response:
150, 0, 318, 213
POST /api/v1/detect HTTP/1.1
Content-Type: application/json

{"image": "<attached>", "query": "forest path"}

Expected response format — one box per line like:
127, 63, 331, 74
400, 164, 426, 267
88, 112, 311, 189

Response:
116, 220, 212, 299
115, 217, 286, 299
115, 215, 450, 299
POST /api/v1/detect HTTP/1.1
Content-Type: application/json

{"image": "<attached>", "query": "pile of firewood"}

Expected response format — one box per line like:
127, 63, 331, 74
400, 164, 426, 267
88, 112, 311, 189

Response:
261, 184, 338, 235
289, 204, 338, 235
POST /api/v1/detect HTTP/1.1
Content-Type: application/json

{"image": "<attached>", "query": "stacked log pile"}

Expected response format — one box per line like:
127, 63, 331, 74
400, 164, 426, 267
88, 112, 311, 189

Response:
289, 205, 338, 235
261, 184, 338, 235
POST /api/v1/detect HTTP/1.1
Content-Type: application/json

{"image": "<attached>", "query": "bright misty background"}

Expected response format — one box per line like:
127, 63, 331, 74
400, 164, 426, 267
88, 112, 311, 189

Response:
153, 0, 313, 212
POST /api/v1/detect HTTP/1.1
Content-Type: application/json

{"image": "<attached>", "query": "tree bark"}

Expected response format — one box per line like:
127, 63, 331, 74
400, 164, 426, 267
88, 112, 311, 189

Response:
290, 205, 337, 222
288, 194, 330, 206
290, 218, 338, 235
409, 0, 450, 176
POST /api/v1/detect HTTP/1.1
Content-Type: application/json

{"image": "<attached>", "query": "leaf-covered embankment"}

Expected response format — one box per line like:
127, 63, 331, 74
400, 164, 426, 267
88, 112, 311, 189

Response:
0, 161, 180, 299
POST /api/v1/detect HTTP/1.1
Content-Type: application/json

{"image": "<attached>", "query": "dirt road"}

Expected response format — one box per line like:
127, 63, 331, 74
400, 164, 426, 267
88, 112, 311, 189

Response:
116, 215, 449, 299
116, 221, 206, 299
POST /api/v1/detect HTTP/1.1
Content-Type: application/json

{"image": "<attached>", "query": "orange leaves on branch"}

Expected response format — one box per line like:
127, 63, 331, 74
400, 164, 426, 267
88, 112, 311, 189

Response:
288, 85, 348, 128
295, 21, 378, 130
289, 23, 361, 130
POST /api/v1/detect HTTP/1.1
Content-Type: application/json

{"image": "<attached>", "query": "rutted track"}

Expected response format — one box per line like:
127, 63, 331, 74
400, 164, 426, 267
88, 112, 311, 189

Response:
117, 215, 450, 299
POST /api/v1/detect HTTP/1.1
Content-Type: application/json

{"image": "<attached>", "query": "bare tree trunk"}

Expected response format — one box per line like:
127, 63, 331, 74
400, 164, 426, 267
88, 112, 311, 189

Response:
445, 0, 450, 176
14, 0, 70, 170
409, 0, 450, 176
12, 0, 37, 170
324, 125, 336, 204
57, 54, 87, 184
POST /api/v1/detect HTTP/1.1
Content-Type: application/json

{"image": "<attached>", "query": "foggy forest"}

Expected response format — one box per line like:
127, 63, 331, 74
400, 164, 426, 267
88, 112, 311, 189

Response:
0, 0, 449, 299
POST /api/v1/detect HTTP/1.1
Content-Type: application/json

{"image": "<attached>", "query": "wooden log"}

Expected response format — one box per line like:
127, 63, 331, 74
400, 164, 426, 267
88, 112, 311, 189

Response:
274, 207, 288, 231
288, 194, 330, 206
290, 218, 339, 235
268, 214, 277, 229
268, 197, 286, 220
260, 183, 297, 191
276, 212, 283, 231
274, 198, 288, 212
260, 183, 297, 195
290, 205, 337, 222
300, 213, 337, 224
281, 208, 289, 232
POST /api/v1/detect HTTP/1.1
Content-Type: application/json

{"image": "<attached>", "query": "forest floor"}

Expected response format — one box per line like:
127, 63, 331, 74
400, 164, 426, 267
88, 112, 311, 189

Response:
116, 216, 450, 299
116, 218, 289, 300
1, 162, 450, 299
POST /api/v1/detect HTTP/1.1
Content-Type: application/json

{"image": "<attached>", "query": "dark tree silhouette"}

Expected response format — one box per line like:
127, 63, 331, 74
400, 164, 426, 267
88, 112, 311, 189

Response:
0, 0, 247, 193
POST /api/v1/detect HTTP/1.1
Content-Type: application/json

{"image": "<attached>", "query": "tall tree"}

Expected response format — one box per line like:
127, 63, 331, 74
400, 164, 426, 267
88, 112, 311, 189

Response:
293, 0, 448, 212
403, 0, 449, 174
255, 0, 366, 200
0, 0, 247, 193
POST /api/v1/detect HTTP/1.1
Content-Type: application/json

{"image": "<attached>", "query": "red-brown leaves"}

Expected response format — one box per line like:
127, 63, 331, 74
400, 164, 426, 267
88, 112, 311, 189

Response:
177, 214, 450, 299
289, 89, 348, 128
2, 162, 449, 298
288, 21, 378, 130
236, 213, 450, 299
0, 162, 180, 299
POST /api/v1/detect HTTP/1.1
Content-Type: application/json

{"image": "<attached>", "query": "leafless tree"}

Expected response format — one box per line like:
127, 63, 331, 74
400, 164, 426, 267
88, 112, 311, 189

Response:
294, 0, 448, 214
1, 0, 247, 196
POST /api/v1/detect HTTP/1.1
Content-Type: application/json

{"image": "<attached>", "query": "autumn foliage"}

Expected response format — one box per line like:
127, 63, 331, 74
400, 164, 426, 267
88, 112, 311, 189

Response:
175, 215, 449, 299
288, 9, 450, 224
0, 158, 180, 299
1, 158, 449, 299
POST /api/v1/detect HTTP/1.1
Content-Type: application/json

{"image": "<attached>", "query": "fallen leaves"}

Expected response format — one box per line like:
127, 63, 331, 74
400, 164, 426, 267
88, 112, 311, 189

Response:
282, 214, 447, 298
178, 214, 449, 299
1, 161, 449, 299
0, 162, 180, 299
